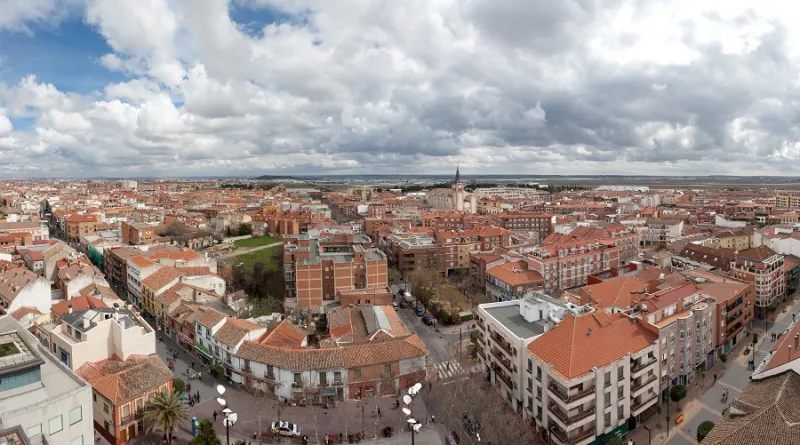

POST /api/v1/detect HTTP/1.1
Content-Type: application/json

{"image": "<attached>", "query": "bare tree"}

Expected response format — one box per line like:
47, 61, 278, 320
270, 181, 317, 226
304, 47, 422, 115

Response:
244, 376, 271, 445
301, 377, 321, 444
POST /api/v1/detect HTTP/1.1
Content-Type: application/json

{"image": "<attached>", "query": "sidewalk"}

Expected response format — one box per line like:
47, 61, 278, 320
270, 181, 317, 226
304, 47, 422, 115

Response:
626, 294, 800, 445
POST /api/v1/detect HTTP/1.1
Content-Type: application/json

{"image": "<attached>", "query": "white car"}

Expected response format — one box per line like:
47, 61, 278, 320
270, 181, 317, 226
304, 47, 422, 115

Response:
271, 421, 301, 437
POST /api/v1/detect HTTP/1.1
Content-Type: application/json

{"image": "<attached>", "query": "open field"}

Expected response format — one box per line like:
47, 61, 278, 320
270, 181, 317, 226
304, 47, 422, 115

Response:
233, 235, 280, 248
232, 245, 282, 270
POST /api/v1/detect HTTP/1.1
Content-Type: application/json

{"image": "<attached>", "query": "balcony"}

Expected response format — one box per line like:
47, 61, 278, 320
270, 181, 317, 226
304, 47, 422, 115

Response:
490, 332, 513, 356
264, 372, 277, 382
548, 403, 596, 426
548, 382, 595, 404
494, 368, 513, 389
631, 374, 658, 394
631, 356, 657, 377
549, 424, 596, 445
631, 394, 658, 415
119, 409, 144, 426
491, 349, 513, 373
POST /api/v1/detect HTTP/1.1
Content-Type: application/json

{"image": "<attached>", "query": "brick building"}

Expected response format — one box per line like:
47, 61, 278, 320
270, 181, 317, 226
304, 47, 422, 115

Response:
120, 222, 154, 245
65, 214, 98, 243
730, 245, 785, 319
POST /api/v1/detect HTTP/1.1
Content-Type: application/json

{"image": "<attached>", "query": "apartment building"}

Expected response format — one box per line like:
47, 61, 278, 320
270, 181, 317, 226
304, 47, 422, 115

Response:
76, 355, 172, 445
729, 245, 785, 318
774, 191, 800, 208
0, 221, 49, 241
104, 247, 142, 288
125, 256, 160, 309
474, 294, 595, 418
384, 232, 445, 276
527, 312, 659, 445
635, 284, 716, 387
284, 233, 388, 309
0, 267, 52, 314
120, 221, 154, 245
640, 219, 684, 246
523, 240, 621, 293
494, 212, 553, 238
698, 280, 755, 355
65, 215, 98, 243
0, 315, 94, 445
434, 227, 512, 272
485, 261, 545, 302
712, 228, 753, 251
141, 266, 224, 324
48, 304, 155, 370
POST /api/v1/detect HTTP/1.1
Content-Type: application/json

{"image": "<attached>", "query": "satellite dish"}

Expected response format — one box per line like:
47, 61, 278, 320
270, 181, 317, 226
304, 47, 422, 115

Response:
216, 398, 227, 406
403, 395, 412, 405
402, 408, 411, 416
223, 408, 233, 414
229, 413, 238, 424
407, 418, 417, 424
216, 385, 226, 395
413, 424, 422, 432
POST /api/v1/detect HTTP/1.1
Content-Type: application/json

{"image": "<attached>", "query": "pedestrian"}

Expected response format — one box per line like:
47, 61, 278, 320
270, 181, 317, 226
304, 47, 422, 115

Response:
213, 410, 217, 422
714, 373, 717, 383
191, 362, 195, 370
378, 407, 381, 417
196, 390, 200, 401
187, 383, 192, 393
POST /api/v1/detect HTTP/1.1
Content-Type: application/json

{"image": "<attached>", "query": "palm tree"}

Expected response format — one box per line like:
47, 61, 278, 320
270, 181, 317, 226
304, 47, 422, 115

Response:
144, 391, 189, 444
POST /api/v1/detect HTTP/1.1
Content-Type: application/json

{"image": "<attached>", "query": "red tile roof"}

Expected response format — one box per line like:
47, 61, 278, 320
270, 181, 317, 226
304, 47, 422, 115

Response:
76, 355, 172, 404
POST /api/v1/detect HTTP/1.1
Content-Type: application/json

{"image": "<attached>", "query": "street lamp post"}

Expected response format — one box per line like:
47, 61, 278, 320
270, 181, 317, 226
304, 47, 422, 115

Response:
216, 385, 237, 445
402, 383, 423, 445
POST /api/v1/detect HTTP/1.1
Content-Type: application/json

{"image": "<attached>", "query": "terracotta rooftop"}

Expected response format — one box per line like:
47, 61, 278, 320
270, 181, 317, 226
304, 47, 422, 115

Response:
52, 295, 108, 318
213, 318, 265, 348
260, 319, 307, 349
76, 355, 172, 405
578, 278, 649, 309
195, 307, 227, 329
702, 372, 800, 445
528, 312, 657, 380
486, 261, 544, 286
738, 245, 779, 262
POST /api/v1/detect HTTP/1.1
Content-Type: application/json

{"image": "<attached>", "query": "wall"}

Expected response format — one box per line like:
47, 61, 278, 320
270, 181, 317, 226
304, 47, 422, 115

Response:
9, 279, 52, 314
183, 275, 226, 297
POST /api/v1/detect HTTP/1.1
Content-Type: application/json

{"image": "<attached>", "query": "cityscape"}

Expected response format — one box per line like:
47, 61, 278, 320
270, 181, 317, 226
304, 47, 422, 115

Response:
2, 2, 800, 445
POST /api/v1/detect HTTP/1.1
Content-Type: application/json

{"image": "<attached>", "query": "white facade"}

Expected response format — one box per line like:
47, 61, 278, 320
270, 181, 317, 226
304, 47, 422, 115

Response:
126, 259, 160, 308
0, 316, 94, 445
755, 227, 800, 257
714, 214, 747, 229
230, 355, 348, 401
183, 275, 226, 297
49, 309, 156, 370
5, 278, 52, 315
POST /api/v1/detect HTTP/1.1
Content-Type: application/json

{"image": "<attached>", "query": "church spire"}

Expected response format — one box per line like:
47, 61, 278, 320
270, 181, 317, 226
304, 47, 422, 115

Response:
454, 163, 461, 184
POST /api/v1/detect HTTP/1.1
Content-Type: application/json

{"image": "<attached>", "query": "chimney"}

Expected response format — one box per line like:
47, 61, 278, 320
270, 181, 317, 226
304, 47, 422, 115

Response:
795, 334, 799, 351
587, 328, 593, 336
68, 304, 73, 314
83, 317, 90, 329
113, 303, 120, 320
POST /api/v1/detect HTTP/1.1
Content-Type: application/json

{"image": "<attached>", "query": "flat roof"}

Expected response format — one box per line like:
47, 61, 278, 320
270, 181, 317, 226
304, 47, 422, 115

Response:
484, 304, 547, 339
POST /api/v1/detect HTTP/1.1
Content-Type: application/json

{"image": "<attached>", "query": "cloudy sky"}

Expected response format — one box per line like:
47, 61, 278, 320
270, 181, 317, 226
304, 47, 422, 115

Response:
1, 0, 799, 178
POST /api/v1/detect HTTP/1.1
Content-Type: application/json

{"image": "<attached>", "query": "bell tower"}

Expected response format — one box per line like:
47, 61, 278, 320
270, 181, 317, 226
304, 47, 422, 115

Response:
453, 164, 465, 211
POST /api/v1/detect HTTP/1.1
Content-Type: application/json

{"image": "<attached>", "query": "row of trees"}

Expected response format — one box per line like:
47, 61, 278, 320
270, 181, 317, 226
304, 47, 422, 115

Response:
225, 223, 252, 237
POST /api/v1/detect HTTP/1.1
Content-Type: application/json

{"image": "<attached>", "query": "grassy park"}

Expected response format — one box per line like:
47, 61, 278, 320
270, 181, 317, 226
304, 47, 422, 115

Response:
233, 235, 280, 248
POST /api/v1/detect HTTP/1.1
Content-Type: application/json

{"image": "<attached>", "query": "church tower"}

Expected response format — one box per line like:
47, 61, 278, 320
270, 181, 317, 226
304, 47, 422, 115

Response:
453, 164, 465, 211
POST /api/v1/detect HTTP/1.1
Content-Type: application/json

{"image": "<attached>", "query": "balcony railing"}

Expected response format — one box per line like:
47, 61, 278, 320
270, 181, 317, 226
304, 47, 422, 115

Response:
631, 394, 658, 413
631, 374, 658, 393
549, 424, 595, 444
490, 332, 513, 356
494, 369, 513, 388
491, 349, 513, 372
119, 409, 144, 426
548, 403, 596, 426
548, 382, 595, 404
631, 356, 657, 374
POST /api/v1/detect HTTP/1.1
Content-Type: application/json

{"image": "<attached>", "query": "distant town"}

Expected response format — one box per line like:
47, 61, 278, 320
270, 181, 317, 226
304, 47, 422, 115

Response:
1, 170, 799, 445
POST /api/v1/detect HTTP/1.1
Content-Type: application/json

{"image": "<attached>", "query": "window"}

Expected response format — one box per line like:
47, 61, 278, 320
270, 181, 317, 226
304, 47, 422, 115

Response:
604, 392, 611, 406
385, 364, 392, 375
618, 406, 625, 420
69, 407, 83, 425
604, 412, 611, 426
319, 372, 327, 385
27, 424, 42, 438
103, 403, 110, 413
605, 371, 611, 385
334, 371, 342, 383
293, 373, 301, 384
49, 415, 63, 434
617, 386, 623, 398
354, 368, 361, 378
104, 421, 110, 432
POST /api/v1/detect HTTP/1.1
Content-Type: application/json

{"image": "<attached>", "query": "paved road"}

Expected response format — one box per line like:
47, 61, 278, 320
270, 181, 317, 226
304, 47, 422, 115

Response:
132, 333, 430, 444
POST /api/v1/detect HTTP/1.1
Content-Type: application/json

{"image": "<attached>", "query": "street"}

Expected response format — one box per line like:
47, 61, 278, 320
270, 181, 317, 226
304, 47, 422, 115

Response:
629, 294, 800, 445
130, 332, 432, 444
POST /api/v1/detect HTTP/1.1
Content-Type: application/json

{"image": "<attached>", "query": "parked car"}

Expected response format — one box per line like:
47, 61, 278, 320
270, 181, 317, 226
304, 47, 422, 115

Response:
416, 305, 425, 316
271, 421, 301, 437
421, 316, 431, 325
392, 301, 400, 309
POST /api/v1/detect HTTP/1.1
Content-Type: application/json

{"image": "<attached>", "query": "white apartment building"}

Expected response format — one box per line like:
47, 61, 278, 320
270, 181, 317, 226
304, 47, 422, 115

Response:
126, 256, 160, 308
0, 315, 94, 445
640, 219, 684, 246
474, 293, 595, 417
527, 312, 660, 445
0, 268, 52, 315
48, 304, 156, 370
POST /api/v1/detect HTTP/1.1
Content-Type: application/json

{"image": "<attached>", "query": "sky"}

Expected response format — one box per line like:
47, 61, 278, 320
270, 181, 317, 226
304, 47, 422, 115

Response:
1, 0, 800, 178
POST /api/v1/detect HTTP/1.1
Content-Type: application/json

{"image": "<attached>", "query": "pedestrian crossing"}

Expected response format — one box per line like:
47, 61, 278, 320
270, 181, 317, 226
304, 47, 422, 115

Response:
434, 359, 480, 380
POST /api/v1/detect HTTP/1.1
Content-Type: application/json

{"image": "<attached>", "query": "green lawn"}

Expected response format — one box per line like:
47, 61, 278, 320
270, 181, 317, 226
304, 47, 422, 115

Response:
233, 245, 282, 270
234, 236, 280, 248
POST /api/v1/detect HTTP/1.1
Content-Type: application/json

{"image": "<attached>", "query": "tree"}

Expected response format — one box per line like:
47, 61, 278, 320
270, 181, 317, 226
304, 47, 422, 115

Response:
191, 419, 222, 445
697, 420, 715, 442
388, 268, 400, 284
144, 391, 189, 445
237, 223, 253, 236
670, 384, 687, 408
172, 378, 185, 395
244, 379, 271, 445
603, 436, 625, 445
